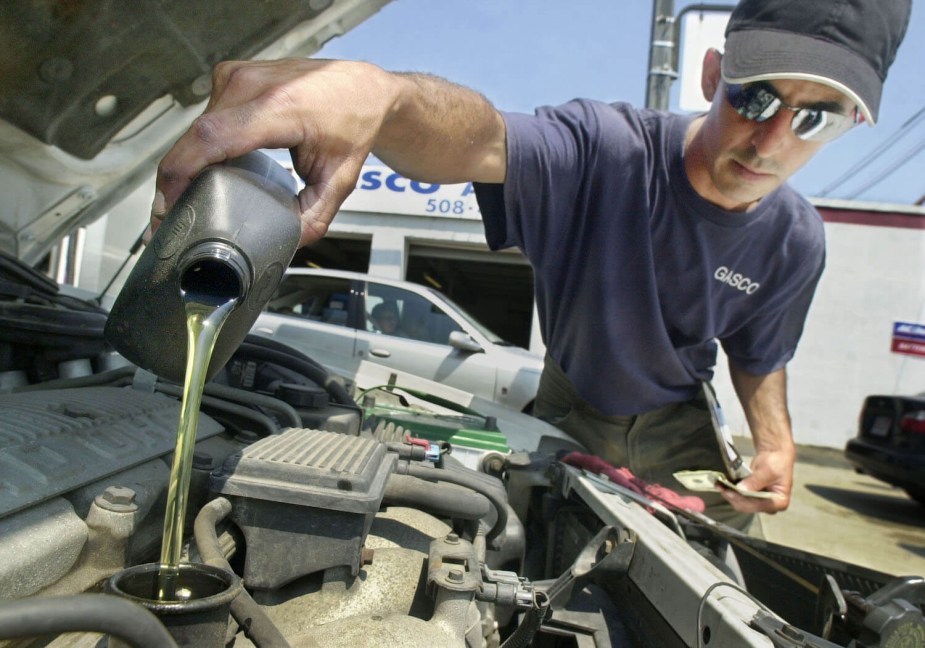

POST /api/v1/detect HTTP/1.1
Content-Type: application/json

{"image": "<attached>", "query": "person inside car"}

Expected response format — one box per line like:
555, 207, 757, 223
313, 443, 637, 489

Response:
370, 301, 400, 336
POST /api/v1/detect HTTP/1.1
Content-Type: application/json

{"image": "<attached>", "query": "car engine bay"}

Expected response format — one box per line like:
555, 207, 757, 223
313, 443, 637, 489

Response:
0, 251, 924, 648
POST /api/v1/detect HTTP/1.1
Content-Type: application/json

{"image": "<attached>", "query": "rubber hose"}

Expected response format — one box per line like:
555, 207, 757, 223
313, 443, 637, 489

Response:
442, 455, 508, 495
384, 441, 428, 462
499, 591, 550, 648
194, 498, 298, 648
203, 382, 302, 428
384, 473, 491, 520
403, 463, 508, 547
239, 336, 356, 407
156, 383, 280, 436
0, 594, 177, 647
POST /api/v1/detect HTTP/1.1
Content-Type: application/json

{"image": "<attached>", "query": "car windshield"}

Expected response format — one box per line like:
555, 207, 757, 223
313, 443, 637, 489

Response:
427, 288, 509, 345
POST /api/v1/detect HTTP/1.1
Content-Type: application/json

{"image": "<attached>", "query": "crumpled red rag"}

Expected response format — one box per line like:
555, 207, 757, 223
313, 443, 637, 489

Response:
562, 451, 705, 513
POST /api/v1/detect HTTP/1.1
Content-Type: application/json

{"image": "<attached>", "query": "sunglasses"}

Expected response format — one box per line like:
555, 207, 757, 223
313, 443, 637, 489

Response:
725, 82, 861, 142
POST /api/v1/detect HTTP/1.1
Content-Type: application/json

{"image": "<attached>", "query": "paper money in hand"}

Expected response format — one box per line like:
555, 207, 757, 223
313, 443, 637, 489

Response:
672, 470, 782, 500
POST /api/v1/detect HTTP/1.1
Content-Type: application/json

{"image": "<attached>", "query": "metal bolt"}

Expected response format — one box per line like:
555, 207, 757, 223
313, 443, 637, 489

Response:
482, 453, 505, 475
96, 486, 138, 512
447, 569, 465, 583
445, 533, 459, 544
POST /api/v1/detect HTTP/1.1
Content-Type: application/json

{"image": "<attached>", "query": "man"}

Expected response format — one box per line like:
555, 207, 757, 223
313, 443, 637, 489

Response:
152, 0, 910, 528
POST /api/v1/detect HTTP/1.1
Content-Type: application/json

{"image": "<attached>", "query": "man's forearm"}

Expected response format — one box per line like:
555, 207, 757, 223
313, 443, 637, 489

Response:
375, 72, 507, 185
155, 59, 508, 247
729, 364, 795, 456
724, 363, 796, 511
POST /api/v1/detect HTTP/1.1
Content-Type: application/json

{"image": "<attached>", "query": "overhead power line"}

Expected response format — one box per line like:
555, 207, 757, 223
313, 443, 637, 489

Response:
817, 104, 925, 197
844, 132, 925, 200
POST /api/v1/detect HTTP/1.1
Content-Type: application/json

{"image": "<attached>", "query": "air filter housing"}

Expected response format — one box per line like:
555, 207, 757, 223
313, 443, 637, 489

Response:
210, 428, 395, 589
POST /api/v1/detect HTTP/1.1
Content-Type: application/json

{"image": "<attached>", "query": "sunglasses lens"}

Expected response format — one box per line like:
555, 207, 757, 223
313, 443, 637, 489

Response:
725, 84, 857, 142
791, 109, 826, 138
793, 109, 855, 142
727, 84, 779, 122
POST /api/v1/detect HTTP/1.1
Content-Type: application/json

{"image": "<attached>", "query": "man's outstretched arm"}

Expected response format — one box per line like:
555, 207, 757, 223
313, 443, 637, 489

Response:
154, 59, 506, 247
723, 363, 797, 514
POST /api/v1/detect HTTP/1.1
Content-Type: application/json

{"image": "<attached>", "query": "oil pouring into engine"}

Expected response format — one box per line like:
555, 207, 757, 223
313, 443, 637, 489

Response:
104, 152, 301, 606
158, 291, 237, 600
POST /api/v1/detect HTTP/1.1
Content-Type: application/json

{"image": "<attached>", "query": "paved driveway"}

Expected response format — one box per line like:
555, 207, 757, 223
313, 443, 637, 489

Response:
755, 443, 925, 577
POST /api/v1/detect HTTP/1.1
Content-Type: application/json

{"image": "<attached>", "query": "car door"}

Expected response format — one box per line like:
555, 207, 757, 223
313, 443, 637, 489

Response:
354, 280, 498, 399
252, 273, 361, 376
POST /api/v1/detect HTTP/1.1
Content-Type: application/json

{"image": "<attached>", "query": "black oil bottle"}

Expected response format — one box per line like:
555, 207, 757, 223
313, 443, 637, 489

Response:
104, 151, 301, 383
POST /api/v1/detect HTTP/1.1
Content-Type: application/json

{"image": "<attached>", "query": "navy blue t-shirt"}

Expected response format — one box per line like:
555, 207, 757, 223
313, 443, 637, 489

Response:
474, 100, 825, 416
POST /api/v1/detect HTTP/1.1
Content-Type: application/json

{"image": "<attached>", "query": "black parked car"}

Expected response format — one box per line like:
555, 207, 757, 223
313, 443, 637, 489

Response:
845, 393, 925, 506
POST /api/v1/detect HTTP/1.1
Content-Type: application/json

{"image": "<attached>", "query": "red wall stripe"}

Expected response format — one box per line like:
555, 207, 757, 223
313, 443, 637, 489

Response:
817, 207, 925, 229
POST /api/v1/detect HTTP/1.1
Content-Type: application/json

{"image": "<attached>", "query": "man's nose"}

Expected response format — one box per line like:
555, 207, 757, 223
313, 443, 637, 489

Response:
750, 109, 794, 157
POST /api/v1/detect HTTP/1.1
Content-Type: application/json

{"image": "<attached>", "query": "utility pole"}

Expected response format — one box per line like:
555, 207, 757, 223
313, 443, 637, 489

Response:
646, 0, 677, 110
646, 2, 735, 110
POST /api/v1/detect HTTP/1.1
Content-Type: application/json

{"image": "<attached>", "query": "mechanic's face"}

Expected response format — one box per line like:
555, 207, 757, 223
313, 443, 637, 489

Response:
687, 50, 855, 212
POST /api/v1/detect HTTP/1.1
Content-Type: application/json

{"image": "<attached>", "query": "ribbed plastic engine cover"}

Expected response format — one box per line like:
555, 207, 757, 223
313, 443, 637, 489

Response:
0, 386, 222, 519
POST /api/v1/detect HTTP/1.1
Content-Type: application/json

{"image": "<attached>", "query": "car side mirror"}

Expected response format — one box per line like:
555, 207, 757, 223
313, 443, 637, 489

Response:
448, 330, 484, 354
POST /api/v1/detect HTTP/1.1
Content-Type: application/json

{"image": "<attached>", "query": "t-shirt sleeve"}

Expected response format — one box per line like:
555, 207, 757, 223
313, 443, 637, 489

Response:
474, 100, 648, 263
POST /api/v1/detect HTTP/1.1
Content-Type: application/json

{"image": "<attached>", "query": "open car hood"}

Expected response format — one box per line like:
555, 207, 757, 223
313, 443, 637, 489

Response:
0, 0, 391, 266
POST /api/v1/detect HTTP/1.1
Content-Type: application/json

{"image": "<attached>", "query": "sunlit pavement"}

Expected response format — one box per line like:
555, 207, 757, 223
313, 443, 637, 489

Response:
751, 442, 925, 578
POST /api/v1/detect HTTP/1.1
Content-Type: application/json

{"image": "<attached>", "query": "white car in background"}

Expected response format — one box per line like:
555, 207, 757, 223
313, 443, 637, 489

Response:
252, 268, 544, 412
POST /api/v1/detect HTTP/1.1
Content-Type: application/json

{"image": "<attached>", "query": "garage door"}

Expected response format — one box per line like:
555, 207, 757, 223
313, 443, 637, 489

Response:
290, 235, 371, 272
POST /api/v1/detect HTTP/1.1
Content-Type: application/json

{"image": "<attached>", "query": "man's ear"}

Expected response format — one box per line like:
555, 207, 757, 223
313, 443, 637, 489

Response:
701, 48, 723, 102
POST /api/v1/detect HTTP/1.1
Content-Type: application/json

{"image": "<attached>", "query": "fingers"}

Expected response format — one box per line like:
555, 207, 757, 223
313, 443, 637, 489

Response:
156, 60, 308, 211
154, 58, 387, 250
718, 465, 791, 514
716, 446, 795, 515
294, 155, 366, 247
145, 190, 168, 245
719, 483, 790, 514
157, 104, 294, 210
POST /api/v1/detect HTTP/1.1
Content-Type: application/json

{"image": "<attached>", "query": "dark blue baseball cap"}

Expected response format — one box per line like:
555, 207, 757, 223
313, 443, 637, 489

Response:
722, 0, 912, 126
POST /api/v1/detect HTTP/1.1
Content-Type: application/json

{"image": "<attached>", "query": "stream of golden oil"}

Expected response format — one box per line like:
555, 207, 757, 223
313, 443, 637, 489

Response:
156, 294, 237, 601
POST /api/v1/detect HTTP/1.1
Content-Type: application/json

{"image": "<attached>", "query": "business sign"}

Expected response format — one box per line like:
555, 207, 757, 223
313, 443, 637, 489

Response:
266, 151, 482, 221
342, 166, 482, 220
891, 321, 925, 358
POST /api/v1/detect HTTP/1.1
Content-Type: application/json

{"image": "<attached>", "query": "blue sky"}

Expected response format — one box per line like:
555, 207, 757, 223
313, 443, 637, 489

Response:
318, 0, 924, 206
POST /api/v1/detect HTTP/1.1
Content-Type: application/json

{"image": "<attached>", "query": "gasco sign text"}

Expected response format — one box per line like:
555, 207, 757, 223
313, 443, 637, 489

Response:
342, 166, 482, 219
